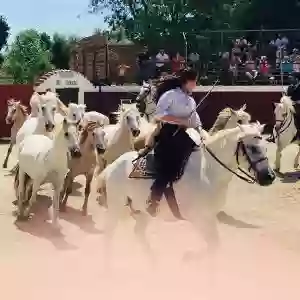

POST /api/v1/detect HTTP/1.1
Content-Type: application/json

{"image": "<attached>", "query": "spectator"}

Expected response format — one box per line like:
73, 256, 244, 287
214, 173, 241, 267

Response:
188, 51, 200, 69
155, 49, 169, 77
171, 52, 185, 73
281, 56, 293, 74
259, 56, 270, 78
137, 47, 150, 84
281, 35, 289, 49
117, 64, 130, 85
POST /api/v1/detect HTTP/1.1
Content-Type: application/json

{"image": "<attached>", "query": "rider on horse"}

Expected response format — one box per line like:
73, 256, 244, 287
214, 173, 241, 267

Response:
138, 68, 203, 216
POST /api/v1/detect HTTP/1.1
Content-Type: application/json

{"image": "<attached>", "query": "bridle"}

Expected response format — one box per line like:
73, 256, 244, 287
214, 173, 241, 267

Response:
136, 85, 156, 121
205, 137, 268, 184
274, 106, 294, 139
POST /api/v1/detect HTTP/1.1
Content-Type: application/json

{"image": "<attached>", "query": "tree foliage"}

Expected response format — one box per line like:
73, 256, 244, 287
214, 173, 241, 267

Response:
3, 29, 53, 83
0, 16, 10, 51
89, 0, 300, 52
51, 33, 72, 69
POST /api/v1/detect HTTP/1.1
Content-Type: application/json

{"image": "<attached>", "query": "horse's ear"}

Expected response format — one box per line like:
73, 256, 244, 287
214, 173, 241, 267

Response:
259, 123, 266, 133
240, 103, 246, 111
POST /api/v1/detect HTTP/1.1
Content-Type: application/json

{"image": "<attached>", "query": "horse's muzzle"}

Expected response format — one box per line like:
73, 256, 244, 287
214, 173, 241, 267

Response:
45, 122, 55, 132
131, 129, 141, 137
96, 146, 106, 155
70, 148, 82, 158
5, 118, 12, 125
256, 168, 276, 186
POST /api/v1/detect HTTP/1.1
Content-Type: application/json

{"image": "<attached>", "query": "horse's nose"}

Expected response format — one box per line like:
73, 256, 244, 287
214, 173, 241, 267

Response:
96, 145, 106, 154
5, 118, 12, 124
132, 129, 140, 137
45, 122, 55, 132
70, 148, 82, 158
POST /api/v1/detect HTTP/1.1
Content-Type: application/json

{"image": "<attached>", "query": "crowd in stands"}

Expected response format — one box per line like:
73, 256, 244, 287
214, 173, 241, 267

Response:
219, 34, 300, 85
115, 34, 300, 86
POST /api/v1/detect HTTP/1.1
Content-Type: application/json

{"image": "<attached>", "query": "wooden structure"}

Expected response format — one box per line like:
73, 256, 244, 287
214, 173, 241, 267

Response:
34, 69, 98, 105
69, 33, 142, 84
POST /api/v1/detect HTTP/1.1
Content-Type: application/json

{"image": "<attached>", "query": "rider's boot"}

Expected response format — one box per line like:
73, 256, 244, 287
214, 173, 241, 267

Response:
146, 184, 164, 217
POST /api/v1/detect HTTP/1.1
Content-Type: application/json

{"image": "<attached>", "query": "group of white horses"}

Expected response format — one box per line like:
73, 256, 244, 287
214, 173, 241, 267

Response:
3, 82, 297, 262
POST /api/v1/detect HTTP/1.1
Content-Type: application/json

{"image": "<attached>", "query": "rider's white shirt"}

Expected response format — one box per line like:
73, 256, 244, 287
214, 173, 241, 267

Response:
155, 87, 202, 128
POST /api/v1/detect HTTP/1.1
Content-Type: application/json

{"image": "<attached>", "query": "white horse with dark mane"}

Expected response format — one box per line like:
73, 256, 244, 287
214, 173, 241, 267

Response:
98, 122, 275, 261
271, 95, 300, 171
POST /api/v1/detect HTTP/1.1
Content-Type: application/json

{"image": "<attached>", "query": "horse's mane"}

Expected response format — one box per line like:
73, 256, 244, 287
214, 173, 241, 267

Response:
116, 106, 137, 123
280, 95, 296, 113
209, 108, 232, 135
206, 126, 241, 147
79, 121, 98, 145
8, 99, 28, 116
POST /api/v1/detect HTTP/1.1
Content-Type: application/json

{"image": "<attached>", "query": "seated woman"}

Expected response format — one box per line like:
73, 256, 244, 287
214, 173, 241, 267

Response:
138, 68, 203, 216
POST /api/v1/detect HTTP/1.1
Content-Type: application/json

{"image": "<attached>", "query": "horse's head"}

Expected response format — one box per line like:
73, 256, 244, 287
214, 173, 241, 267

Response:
236, 122, 275, 186
120, 108, 141, 137
67, 103, 82, 124
78, 104, 86, 119
39, 94, 57, 132
6, 99, 19, 124
136, 82, 156, 119
62, 118, 81, 158
230, 104, 251, 125
274, 96, 295, 130
80, 121, 107, 155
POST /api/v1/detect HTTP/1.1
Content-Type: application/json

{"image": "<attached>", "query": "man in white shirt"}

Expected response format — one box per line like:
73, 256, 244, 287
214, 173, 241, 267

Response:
156, 49, 169, 77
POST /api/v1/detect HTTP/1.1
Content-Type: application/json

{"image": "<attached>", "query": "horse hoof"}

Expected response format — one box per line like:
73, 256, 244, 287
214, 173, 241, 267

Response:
81, 209, 87, 216
3, 163, 7, 169
16, 214, 31, 221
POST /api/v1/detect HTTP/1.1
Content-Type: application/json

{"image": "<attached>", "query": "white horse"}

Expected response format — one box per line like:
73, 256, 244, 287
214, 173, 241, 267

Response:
78, 104, 110, 127
102, 107, 141, 165
17, 118, 81, 227
98, 123, 275, 261
16, 94, 57, 149
272, 95, 300, 171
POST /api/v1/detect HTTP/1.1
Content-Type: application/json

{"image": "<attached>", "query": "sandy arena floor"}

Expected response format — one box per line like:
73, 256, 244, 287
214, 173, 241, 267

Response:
1, 141, 300, 300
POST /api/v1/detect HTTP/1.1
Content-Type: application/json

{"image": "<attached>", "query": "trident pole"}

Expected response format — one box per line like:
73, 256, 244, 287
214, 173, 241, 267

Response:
182, 32, 188, 66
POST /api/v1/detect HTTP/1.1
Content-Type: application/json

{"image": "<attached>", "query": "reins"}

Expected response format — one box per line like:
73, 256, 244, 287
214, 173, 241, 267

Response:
204, 143, 256, 184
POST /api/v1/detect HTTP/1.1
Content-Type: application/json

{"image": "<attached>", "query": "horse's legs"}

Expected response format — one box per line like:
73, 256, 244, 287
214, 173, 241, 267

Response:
17, 169, 26, 218
3, 143, 13, 168
294, 144, 300, 169
23, 180, 41, 218
185, 212, 220, 261
82, 172, 93, 216
59, 171, 73, 212
132, 211, 155, 264
274, 146, 282, 172
52, 175, 64, 228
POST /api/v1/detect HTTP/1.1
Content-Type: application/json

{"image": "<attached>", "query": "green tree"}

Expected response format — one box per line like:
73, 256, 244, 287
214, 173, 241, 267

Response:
0, 16, 9, 51
235, 0, 300, 30
51, 33, 71, 69
3, 29, 52, 83
40, 32, 52, 51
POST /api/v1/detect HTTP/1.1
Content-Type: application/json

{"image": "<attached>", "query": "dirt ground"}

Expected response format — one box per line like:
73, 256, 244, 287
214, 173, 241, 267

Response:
1, 141, 300, 300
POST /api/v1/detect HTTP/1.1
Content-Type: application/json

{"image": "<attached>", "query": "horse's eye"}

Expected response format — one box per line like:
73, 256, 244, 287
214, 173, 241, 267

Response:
249, 145, 259, 154
64, 132, 69, 138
